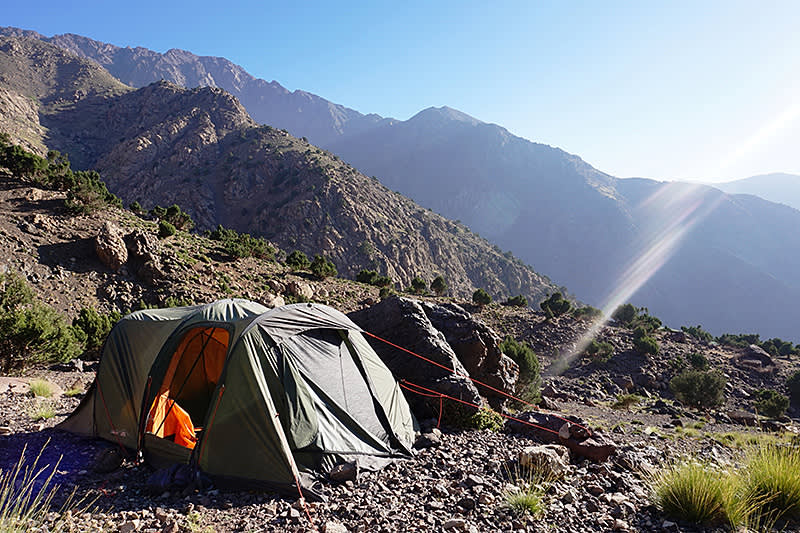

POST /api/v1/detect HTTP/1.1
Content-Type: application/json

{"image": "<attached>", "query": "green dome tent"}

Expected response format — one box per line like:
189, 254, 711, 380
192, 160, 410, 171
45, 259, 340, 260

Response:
59, 299, 416, 496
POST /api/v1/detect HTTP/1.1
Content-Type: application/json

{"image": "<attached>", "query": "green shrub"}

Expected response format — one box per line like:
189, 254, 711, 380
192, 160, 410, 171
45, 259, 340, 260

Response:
505, 295, 528, 307
72, 307, 121, 359
472, 288, 491, 307
409, 276, 427, 295
500, 336, 541, 404
163, 204, 194, 231
158, 220, 176, 238
207, 225, 275, 261
670, 370, 726, 408
753, 389, 789, 419
0, 272, 84, 372
717, 333, 761, 349
310, 254, 337, 279
129, 201, 142, 213
373, 275, 393, 288
788, 371, 800, 404
633, 326, 659, 355
585, 339, 614, 363
761, 338, 799, 357
64, 170, 123, 214
612, 393, 642, 410
540, 292, 571, 318
612, 303, 637, 325
681, 324, 714, 343
688, 352, 709, 370
430, 275, 448, 296
572, 305, 602, 320
286, 250, 311, 271
378, 287, 394, 299
356, 269, 378, 284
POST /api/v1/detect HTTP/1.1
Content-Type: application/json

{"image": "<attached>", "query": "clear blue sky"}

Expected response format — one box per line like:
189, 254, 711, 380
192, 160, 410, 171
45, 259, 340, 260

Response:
4, 1, 799, 181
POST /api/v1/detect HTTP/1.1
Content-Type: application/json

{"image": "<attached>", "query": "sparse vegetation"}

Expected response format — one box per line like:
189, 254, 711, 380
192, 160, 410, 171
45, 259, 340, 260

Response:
158, 220, 176, 238
504, 294, 528, 307
500, 336, 541, 405
670, 369, 726, 408
0, 272, 84, 373
0, 136, 122, 214
430, 275, 448, 296
503, 463, 548, 518
310, 254, 337, 279
539, 292, 571, 318
28, 379, 53, 398
687, 352, 709, 370
612, 394, 642, 410
572, 305, 602, 321
585, 339, 614, 363
29, 402, 56, 421
285, 250, 311, 271
681, 324, 713, 343
207, 225, 275, 261
788, 370, 800, 404
472, 288, 492, 307
753, 389, 789, 419
0, 443, 83, 532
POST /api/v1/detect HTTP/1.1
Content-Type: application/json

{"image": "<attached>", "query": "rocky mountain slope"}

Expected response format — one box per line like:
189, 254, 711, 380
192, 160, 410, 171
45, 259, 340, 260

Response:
0, 26, 386, 147
328, 107, 800, 341
715, 172, 800, 211
13, 26, 799, 341
0, 161, 798, 532
0, 36, 556, 302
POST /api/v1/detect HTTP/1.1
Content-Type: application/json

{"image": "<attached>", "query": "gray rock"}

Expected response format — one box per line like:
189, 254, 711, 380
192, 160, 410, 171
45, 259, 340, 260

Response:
95, 222, 128, 272
519, 444, 570, 478
286, 280, 313, 299
329, 462, 359, 483
348, 296, 483, 417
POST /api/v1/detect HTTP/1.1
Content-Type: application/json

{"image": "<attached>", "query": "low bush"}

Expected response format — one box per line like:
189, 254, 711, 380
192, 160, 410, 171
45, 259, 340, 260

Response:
670, 369, 726, 408
430, 275, 448, 296
585, 339, 614, 363
753, 389, 789, 419
742, 444, 800, 523
0, 272, 84, 372
207, 225, 275, 261
681, 325, 714, 343
505, 294, 528, 307
286, 250, 311, 271
633, 326, 659, 356
612, 303, 637, 325
310, 254, 337, 279
158, 220, 176, 238
72, 307, 121, 360
28, 379, 53, 398
572, 305, 602, 320
652, 461, 740, 525
472, 288, 491, 307
540, 292, 571, 318
500, 336, 541, 405
688, 352, 709, 370
789, 371, 800, 404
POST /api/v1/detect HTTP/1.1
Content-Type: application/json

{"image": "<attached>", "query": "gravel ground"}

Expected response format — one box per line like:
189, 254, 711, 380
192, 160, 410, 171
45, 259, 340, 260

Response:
4, 369, 786, 533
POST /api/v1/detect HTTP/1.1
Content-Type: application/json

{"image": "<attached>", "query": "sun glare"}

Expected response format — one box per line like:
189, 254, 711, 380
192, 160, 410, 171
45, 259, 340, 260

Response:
560, 182, 726, 369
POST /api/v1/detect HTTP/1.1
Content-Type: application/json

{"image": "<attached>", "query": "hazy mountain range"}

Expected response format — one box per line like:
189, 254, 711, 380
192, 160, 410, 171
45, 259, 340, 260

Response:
0, 35, 556, 303
2, 26, 799, 341
714, 173, 800, 211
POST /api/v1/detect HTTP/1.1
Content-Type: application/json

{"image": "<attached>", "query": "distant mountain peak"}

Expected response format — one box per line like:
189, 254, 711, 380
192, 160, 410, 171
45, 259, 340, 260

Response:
409, 106, 482, 126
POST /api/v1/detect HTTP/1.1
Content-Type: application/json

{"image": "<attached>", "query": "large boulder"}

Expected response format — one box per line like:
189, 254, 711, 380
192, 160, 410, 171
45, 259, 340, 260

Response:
95, 222, 128, 272
421, 302, 519, 407
348, 296, 483, 416
124, 230, 164, 284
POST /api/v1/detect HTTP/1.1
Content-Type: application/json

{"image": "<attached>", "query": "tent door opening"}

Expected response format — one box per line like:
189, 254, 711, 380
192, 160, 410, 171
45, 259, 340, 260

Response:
145, 326, 230, 449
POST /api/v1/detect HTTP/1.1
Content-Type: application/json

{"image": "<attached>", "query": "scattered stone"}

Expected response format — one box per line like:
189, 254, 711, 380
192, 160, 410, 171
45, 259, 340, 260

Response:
443, 517, 468, 530
329, 462, 358, 483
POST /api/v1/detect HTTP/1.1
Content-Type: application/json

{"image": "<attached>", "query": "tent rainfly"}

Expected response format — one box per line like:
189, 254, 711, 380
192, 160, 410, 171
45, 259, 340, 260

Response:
59, 299, 416, 496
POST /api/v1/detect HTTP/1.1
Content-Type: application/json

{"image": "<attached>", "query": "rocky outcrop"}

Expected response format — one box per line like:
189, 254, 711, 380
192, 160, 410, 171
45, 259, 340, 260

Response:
422, 302, 518, 407
348, 296, 483, 416
95, 222, 128, 272
506, 411, 616, 462
124, 230, 164, 284
0, 36, 559, 304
